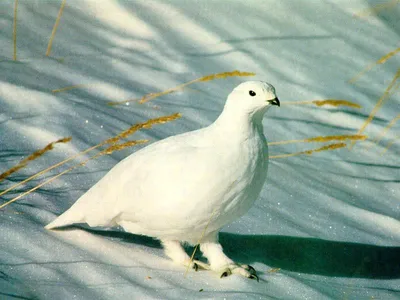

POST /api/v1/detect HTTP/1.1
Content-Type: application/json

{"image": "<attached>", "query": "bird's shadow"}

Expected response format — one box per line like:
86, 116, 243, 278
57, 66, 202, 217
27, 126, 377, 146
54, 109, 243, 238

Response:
220, 233, 400, 279
74, 227, 400, 279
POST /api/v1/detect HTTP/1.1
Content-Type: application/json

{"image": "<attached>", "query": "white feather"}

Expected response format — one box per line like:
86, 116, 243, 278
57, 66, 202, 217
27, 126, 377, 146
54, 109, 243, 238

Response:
46, 81, 279, 245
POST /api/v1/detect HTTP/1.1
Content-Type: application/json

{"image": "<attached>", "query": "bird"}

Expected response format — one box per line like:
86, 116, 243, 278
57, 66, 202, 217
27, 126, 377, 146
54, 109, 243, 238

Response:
46, 81, 280, 281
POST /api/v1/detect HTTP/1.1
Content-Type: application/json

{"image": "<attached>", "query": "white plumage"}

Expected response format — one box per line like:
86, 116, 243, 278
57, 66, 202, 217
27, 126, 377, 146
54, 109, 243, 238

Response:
46, 81, 280, 280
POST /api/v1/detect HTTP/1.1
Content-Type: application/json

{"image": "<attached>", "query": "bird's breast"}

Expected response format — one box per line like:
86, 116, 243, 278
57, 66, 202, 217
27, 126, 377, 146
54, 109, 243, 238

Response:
203, 132, 269, 229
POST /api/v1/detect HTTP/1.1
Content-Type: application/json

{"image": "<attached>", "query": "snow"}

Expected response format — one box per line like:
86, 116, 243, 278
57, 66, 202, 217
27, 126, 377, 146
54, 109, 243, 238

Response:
1, 0, 399, 299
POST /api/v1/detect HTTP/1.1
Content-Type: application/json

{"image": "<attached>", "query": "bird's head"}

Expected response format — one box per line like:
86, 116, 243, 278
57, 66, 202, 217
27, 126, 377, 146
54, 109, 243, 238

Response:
225, 81, 280, 117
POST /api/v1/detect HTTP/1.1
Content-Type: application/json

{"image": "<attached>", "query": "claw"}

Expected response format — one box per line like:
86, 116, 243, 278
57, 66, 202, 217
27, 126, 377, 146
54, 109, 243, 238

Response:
193, 263, 199, 272
249, 274, 259, 282
220, 272, 228, 278
242, 264, 256, 274
220, 268, 232, 278
193, 260, 211, 270
247, 265, 256, 274
217, 264, 258, 281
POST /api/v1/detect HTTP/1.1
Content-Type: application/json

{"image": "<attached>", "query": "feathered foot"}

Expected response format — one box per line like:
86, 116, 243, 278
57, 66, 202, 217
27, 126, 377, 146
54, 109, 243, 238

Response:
161, 240, 210, 271
200, 240, 259, 281
219, 264, 258, 281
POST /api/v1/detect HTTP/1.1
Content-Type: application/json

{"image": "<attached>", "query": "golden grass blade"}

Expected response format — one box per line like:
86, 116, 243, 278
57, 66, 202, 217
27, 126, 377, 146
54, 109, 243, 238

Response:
185, 208, 218, 277
52, 83, 93, 93
282, 99, 361, 109
0, 160, 82, 210
0, 139, 148, 210
268, 268, 281, 273
0, 114, 180, 199
13, 0, 18, 61
349, 47, 400, 83
46, 0, 66, 57
104, 113, 181, 144
107, 70, 255, 106
367, 113, 400, 149
0, 137, 71, 183
388, 81, 400, 97
0, 152, 103, 210
99, 140, 149, 155
0, 144, 99, 199
354, 0, 399, 18
0, 114, 179, 198
269, 142, 347, 159
380, 135, 399, 155
0, 114, 180, 208
305, 135, 366, 143
349, 68, 400, 149
268, 134, 366, 146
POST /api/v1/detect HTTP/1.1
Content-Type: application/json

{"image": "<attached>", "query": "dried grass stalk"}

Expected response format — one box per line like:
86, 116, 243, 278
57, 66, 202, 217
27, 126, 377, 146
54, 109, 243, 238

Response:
268, 134, 366, 146
46, 0, 66, 57
270, 143, 347, 159
108, 70, 255, 106
349, 46, 400, 83
100, 140, 149, 155
0, 153, 94, 210
380, 135, 399, 155
52, 83, 92, 93
282, 99, 361, 109
197, 71, 255, 82
0, 113, 180, 200
349, 68, 400, 149
0, 137, 71, 183
354, 0, 399, 18
0, 139, 148, 210
185, 208, 218, 277
104, 113, 181, 144
0, 114, 181, 209
13, 0, 18, 61
268, 268, 281, 273
367, 113, 400, 149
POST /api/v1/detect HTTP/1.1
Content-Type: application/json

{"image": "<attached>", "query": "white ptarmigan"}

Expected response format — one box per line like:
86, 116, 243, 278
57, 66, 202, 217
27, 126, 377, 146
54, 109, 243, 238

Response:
46, 81, 280, 280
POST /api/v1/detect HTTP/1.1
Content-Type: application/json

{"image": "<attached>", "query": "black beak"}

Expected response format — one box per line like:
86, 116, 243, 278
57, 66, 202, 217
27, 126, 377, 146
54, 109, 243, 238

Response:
268, 98, 280, 107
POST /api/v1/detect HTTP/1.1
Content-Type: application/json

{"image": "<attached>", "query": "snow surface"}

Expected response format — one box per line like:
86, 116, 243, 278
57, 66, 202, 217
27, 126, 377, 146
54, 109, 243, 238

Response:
1, 0, 399, 299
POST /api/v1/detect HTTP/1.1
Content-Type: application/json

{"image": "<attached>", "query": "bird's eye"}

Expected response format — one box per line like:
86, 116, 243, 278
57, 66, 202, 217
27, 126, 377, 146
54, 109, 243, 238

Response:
249, 90, 256, 96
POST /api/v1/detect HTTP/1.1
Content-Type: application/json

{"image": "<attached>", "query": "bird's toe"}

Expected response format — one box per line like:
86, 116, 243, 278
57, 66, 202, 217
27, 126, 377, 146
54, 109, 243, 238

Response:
217, 264, 259, 281
187, 260, 210, 271
241, 264, 257, 274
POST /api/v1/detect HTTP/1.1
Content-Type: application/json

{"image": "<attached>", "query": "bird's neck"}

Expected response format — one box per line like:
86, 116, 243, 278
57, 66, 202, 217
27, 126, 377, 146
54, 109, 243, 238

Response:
211, 106, 266, 140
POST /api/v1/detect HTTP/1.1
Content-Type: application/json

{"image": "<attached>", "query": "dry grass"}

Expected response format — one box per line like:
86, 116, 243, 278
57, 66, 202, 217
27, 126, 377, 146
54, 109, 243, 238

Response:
52, 83, 93, 93
354, 0, 400, 18
185, 208, 218, 277
0, 114, 180, 210
349, 68, 400, 149
99, 140, 149, 155
46, 0, 66, 57
270, 142, 347, 159
13, 0, 18, 61
268, 268, 281, 273
380, 135, 399, 155
268, 134, 366, 146
282, 99, 361, 109
104, 113, 181, 144
367, 113, 400, 149
107, 71, 255, 106
0, 141, 146, 210
0, 137, 71, 183
0, 139, 148, 210
349, 47, 400, 83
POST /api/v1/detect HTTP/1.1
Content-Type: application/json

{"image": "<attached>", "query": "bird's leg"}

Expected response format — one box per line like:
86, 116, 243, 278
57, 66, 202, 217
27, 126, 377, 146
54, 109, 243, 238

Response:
161, 240, 209, 271
200, 232, 259, 281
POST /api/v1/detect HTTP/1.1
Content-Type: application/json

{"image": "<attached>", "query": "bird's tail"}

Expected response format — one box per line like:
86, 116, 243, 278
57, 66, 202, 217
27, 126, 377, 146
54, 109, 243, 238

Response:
45, 206, 84, 230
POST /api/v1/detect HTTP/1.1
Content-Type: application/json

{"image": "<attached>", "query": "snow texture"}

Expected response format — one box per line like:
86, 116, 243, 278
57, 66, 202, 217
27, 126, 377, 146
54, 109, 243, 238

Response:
1, 0, 399, 299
